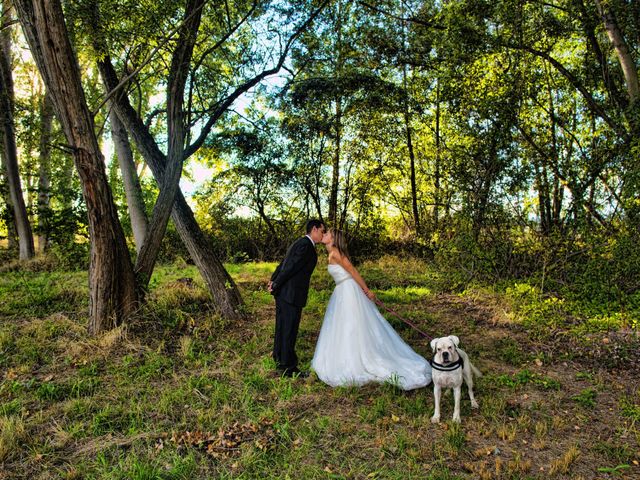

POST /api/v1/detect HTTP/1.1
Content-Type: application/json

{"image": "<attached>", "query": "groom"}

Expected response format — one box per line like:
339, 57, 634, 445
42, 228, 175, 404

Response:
268, 219, 326, 377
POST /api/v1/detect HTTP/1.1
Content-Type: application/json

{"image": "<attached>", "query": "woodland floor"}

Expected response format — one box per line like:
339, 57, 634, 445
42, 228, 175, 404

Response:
0, 256, 638, 479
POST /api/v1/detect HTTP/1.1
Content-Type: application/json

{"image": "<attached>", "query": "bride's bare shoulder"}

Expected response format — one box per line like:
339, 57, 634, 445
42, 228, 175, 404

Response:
327, 249, 343, 265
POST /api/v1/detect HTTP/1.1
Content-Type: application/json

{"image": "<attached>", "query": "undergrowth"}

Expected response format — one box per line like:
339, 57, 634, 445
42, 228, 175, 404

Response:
0, 256, 637, 479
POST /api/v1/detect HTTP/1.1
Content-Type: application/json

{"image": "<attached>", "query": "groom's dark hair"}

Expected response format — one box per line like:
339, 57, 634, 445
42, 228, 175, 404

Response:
305, 219, 325, 234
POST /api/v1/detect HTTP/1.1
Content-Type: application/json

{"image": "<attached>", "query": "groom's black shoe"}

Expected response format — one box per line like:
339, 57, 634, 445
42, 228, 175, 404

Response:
281, 367, 308, 378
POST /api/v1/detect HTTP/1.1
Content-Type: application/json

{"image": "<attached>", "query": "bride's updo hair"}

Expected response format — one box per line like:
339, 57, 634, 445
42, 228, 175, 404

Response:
330, 228, 350, 261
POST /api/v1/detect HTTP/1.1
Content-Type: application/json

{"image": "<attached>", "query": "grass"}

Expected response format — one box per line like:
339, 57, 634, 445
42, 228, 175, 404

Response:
0, 256, 638, 479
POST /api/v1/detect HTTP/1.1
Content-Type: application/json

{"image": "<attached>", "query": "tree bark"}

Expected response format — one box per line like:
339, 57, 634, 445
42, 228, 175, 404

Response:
0, 150, 17, 251
97, 57, 243, 319
37, 90, 53, 252
329, 97, 341, 226
595, 0, 639, 106
14, 0, 138, 333
0, 1, 34, 260
328, 0, 343, 227
434, 79, 441, 230
403, 66, 420, 234
133, 0, 204, 288
110, 106, 148, 254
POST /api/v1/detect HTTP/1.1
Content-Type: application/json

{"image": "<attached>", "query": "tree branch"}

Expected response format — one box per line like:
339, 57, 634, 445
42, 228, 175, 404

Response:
184, 0, 331, 159
91, 0, 207, 116
357, 1, 444, 29
507, 42, 627, 138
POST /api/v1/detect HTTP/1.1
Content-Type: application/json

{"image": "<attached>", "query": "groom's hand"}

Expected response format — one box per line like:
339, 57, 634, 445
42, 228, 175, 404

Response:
267, 280, 274, 293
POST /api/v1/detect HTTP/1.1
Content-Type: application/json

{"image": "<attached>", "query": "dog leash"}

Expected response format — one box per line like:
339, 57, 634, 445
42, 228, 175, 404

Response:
373, 297, 433, 341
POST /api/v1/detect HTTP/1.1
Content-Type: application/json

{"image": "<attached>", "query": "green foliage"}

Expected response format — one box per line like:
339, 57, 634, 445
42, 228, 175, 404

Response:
495, 337, 530, 366
619, 394, 640, 422
493, 369, 561, 391
35, 381, 69, 401
572, 388, 597, 409
91, 405, 146, 436
444, 423, 466, 453
594, 440, 635, 465
506, 283, 566, 332
0, 399, 22, 417
87, 450, 197, 480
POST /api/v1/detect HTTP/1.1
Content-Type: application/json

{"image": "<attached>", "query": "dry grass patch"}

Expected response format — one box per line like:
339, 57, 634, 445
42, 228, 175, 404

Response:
548, 444, 580, 476
0, 416, 26, 462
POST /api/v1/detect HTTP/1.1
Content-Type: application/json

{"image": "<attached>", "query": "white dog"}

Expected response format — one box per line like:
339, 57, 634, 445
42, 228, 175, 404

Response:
430, 335, 482, 423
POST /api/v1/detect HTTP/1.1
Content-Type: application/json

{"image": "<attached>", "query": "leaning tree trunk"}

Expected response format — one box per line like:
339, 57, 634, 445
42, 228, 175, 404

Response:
595, 0, 639, 107
110, 106, 148, 254
0, 1, 34, 260
14, 0, 138, 333
37, 90, 53, 252
97, 57, 243, 319
133, 0, 204, 290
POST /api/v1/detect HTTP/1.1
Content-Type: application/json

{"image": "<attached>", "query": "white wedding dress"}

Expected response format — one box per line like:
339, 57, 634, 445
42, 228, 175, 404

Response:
311, 264, 432, 390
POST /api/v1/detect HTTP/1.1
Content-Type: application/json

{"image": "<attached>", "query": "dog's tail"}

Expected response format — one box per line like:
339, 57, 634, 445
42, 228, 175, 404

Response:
471, 363, 482, 378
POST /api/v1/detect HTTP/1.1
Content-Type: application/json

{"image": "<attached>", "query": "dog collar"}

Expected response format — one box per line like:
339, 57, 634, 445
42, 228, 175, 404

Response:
430, 357, 464, 372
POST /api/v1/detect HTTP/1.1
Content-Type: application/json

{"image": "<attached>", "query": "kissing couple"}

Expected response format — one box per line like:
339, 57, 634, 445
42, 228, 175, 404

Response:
268, 219, 432, 390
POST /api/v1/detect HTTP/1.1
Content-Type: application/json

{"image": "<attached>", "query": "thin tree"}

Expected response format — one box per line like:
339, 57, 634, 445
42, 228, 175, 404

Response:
0, 0, 34, 260
110, 106, 148, 254
36, 90, 53, 252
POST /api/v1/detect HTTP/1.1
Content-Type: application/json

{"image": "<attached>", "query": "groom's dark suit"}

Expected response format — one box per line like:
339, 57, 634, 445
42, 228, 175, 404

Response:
270, 236, 318, 373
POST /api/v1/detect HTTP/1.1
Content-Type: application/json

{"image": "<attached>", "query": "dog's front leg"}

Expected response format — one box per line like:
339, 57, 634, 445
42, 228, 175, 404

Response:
468, 383, 479, 409
464, 369, 479, 409
452, 386, 462, 423
431, 384, 441, 423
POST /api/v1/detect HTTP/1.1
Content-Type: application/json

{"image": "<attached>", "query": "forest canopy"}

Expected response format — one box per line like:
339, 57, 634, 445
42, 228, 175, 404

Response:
1, 0, 639, 327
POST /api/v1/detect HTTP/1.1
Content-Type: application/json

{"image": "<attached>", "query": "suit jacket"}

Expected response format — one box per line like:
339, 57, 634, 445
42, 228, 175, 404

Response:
271, 236, 317, 307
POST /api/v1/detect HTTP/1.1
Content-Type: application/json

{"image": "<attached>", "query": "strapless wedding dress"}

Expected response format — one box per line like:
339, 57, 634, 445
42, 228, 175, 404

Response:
311, 264, 431, 390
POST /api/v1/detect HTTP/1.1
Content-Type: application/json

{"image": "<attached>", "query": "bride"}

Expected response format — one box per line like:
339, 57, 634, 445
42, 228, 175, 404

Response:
311, 228, 432, 390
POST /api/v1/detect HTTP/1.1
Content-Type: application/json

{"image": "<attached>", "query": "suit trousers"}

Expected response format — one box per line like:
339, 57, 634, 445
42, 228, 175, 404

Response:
273, 297, 302, 371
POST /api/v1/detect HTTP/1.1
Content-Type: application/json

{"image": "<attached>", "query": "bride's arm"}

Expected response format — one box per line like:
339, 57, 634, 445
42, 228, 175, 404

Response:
337, 255, 376, 300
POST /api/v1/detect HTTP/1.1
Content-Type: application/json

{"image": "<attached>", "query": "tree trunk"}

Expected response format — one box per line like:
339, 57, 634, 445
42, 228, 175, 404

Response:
0, 145, 17, 250
403, 66, 419, 234
14, 0, 138, 333
110, 107, 148, 254
595, 0, 639, 106
329, 97, 341, 226
133, 0, 204, 289
37, 90, 53, 252
328, 0, 343, 227
534, 161, 550, 235
0, 1, 34, 260
434, 79, 441, 230
97, 57, 243, 318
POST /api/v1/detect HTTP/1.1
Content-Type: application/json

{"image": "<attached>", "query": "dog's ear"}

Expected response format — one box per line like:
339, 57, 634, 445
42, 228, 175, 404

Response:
448, 335, 460, 347
430, 338, 438, 352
